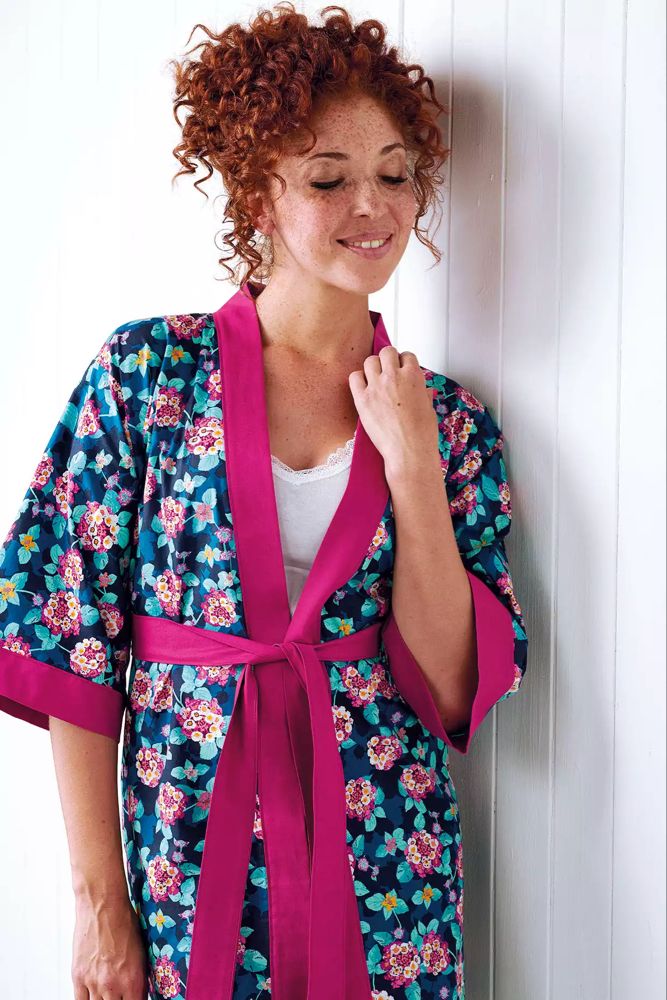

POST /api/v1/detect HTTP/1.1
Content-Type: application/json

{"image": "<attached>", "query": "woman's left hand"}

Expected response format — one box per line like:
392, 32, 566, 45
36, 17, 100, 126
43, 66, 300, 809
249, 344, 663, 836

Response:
348, 345, 441, 480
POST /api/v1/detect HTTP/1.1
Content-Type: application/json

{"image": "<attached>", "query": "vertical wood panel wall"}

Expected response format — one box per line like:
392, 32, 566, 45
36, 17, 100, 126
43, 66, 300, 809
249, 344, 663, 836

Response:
0, 2, 664, 997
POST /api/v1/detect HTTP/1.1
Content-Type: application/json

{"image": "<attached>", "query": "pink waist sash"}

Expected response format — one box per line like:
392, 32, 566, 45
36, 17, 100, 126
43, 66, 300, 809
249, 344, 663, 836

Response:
131, 613, 378, 1000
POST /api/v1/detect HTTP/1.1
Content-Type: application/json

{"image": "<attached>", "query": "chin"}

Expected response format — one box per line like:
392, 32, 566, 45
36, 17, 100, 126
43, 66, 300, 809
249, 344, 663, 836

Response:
329, 270, 395, 297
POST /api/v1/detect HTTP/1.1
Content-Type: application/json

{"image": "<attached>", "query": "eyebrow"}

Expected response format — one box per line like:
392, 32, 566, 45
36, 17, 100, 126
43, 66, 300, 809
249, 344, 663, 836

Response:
302, 142, 406, 164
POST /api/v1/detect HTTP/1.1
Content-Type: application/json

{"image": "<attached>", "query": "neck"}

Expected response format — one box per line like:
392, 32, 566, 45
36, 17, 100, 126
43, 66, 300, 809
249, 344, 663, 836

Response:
250, 274, 376, 365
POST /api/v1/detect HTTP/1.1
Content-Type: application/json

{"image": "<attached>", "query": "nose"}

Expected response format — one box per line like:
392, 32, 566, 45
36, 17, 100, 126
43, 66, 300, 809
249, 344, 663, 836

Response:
349, 177, 386, 215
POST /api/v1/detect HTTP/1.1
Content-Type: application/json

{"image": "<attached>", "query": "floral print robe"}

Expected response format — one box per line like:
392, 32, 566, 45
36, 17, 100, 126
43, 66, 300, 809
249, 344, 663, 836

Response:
0, 281, 528, 1000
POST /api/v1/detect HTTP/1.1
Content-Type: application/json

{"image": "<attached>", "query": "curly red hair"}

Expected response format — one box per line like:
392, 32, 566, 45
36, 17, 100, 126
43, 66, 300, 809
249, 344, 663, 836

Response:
169, 2, 450, 286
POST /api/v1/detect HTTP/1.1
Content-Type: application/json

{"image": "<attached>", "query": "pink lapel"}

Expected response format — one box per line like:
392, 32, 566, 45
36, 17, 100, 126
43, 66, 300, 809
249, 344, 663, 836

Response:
213, 280, 391, 645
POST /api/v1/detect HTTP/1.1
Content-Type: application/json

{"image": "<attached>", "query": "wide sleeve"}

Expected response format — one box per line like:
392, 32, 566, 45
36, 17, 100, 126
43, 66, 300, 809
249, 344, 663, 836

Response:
0, 327, 146, 742
382, 384, 528, 754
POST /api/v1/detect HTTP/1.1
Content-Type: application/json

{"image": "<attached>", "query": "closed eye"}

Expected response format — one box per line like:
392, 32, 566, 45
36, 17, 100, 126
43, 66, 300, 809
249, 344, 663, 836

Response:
310, 176, 409, 190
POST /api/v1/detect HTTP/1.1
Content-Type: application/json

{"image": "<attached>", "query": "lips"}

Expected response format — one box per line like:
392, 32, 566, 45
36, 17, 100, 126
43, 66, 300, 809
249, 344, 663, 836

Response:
337, 234, 392, 246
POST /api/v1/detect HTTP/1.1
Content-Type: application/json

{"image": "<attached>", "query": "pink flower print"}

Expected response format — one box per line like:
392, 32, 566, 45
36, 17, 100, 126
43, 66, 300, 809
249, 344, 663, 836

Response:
157, 782, 187, 827
456, 953, 464, 993
145, 854, 184, 902
154, 386, 184, 429
143, 464, 158, 504
201, 588, 238, 628
154, 570, 183, 618
99, 603, 123, 640
453, 447, 484, 488
41, 589, 82, 637
1, 633, 31, 657
332, 704, 353, 744
456, 890, 464, 929
347, 846, 356, 876
143, 395, 156, 437
234, 930, 248, 968
206, 368, 222, 400
497, 570, 522, 618
420, 930, 451, 975
371, 991, 396, 1000
345, 777, 377, 821
367, 577, 390, 615
176, 696, 224, 744
158, 496, 186, 539
69, 637, 107, 679
499, 478, 512, 516
443, 409, 474, 460
130, 668, 152, 711
341, 664, 381, 707
196, 789, 212, 815
192, 498, 215, 525
126, 786, 138, 823
253, 791, 264, 840
376, 666, 398, 700
404, 829, 443, 877
30, 453, 53, 491
96, 342, 112, 372
448, 480, 478, 519
75, 397, 100, 437
455, 841, 464, 879
107, 372, 125, 413
76, 501, 119, 553
136, 747, 165, 788
456, 386, 485, 412
53, 470, 79, 517
367, 519, 389, 559
380, 940, 421, 989
153, 954, 181, 998
165, 313, 209, 341
150, 671, 173, 712
194, 661, 236, 687
185, 415, 224, 458
398, 763, 436, 800
367, 734, 403, 771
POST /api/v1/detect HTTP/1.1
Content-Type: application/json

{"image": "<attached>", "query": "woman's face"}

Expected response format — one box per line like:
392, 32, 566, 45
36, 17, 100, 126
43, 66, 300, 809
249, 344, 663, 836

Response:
258, 92, 418, 295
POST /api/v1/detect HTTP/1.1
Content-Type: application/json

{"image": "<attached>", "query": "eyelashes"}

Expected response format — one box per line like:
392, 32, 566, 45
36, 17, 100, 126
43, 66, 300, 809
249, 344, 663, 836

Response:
310, 176, 409, 191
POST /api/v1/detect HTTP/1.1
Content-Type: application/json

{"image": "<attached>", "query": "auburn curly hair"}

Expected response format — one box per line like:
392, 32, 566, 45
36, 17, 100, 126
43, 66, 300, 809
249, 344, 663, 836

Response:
168, 2, 450, 286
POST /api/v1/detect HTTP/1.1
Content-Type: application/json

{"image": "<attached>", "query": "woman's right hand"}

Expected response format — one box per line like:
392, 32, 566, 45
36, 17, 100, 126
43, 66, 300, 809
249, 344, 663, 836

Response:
71, 893, 149, 1000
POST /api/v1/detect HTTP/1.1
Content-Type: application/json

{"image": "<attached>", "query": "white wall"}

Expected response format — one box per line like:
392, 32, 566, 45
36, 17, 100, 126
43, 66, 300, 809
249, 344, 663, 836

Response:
0, 2, 664, 997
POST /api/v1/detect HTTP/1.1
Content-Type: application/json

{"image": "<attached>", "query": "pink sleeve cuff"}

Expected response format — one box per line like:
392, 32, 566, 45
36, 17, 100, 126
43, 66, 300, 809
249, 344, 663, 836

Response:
0, 646, 126, 742
381, 568, 517, 754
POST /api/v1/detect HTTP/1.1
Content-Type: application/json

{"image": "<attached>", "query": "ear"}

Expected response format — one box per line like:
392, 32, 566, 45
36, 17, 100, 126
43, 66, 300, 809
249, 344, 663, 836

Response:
248, 191, 275, 236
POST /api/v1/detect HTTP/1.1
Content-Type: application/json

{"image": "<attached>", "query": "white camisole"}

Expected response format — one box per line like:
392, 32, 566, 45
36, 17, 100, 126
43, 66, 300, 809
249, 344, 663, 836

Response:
271, 431, 356, 617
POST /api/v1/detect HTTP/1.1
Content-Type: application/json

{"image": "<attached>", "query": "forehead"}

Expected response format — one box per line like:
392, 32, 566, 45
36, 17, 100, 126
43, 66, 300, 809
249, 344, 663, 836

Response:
286, 93, 405, 164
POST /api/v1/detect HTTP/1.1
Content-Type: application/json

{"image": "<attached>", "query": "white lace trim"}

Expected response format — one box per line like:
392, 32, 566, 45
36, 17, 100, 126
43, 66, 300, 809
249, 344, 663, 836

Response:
271, 431, 356, 483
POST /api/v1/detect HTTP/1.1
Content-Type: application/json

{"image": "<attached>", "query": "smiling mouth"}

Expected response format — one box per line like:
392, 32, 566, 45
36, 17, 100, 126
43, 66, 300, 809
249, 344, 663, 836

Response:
337, 234, 393, 248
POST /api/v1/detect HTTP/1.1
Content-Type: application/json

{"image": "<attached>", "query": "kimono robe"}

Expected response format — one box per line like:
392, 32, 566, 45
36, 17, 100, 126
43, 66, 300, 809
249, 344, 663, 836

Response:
0, 280, 528, 1000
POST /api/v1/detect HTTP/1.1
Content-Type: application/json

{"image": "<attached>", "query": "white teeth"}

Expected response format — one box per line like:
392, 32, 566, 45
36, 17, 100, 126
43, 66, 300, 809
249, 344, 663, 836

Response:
344, 237, 389, 249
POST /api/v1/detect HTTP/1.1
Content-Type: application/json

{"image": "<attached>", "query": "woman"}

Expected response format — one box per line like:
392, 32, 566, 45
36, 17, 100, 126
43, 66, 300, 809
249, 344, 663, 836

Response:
0, 5, 528, 999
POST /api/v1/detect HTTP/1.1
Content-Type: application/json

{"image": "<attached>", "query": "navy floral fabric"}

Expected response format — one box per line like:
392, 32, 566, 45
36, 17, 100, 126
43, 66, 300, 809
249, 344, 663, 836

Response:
0, 313, 528, 999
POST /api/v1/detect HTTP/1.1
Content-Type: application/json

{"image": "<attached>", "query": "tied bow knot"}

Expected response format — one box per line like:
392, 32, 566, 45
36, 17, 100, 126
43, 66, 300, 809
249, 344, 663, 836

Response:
132, 614, 383, 999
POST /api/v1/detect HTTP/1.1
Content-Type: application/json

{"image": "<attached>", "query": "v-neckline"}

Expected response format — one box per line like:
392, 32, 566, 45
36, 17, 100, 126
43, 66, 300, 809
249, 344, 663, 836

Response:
213, 280, 391, 645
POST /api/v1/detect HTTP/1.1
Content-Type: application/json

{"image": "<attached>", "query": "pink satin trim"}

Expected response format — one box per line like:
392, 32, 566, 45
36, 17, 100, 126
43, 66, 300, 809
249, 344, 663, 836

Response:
132, 612, 375, 1000
382, 569, 517, 753
0, 645, 124, 741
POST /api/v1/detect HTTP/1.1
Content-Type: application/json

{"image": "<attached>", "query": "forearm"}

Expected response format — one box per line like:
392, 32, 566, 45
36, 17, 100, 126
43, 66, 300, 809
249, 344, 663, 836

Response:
49, 717, 129, 902
385, 453, 479, 733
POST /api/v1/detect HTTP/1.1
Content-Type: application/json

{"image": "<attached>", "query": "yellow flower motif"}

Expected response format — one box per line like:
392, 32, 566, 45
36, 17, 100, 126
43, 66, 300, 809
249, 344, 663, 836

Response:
381, 891, 399, 913
0, 580, 17, 600
137, 346, 152, 366
19, 533, 39, 553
